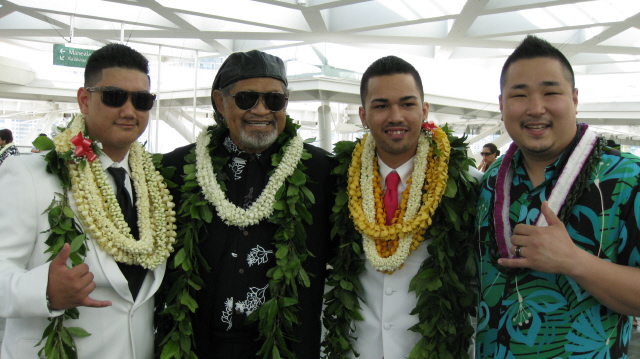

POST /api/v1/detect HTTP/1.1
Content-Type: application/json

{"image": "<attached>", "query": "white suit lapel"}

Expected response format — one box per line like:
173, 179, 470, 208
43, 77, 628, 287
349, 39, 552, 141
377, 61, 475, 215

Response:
67, 189, 134, 302
133, 261, 166, 307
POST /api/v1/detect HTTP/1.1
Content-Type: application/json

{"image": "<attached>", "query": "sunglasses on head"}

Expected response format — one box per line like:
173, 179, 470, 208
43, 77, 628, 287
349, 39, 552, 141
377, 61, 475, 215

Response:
480, 152, 493, 156
85, 86, 156, 111
230, 91, 288, 112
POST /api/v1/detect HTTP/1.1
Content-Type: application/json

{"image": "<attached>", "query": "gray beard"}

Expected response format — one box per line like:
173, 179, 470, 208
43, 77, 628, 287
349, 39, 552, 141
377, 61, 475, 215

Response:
237, 121, 279, 152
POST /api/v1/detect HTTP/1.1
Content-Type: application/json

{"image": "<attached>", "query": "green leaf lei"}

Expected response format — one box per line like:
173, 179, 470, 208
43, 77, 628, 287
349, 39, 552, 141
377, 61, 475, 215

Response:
156, 116, 316, 359
32, 126, 93, 359
322, 125, 479, 359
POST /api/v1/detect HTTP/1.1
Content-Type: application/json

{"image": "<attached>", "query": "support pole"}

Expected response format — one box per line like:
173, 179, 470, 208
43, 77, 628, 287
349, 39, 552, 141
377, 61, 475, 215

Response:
153, 46, 162, 152
69, 15, 75, 43
193, 50, 198, 137
317, 101, 332, 152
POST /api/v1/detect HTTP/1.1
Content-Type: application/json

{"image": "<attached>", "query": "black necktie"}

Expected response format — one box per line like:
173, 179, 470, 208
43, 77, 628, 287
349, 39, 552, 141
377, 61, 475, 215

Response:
107, 166, 146, 300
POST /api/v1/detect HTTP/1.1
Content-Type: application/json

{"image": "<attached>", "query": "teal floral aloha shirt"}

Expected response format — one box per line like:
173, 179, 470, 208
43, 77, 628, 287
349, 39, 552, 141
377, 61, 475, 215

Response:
475, 145, 640, 359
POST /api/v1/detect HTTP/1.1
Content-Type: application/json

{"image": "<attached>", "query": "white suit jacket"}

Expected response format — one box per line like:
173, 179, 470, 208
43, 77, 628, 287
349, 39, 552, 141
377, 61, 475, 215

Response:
350, 242, 429, 359
0, 154, 166, 359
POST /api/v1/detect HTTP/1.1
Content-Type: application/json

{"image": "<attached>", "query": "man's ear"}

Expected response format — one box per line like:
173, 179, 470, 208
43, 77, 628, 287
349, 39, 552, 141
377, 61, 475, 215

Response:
78, 87, 90, 115
359, 106, 368, 128
498, 94, 503, 115
422, 102, 430, 120
212, 90, 227, 119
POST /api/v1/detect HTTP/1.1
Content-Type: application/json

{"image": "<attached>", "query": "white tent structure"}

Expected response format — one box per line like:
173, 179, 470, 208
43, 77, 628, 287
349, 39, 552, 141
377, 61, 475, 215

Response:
0, 0, 639, 157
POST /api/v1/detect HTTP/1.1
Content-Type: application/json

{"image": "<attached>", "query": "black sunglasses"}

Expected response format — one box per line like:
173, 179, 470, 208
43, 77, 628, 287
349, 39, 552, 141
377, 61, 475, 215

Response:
85, 86, 156, 111
230, 91, 288, 112
480, 152, 493, 156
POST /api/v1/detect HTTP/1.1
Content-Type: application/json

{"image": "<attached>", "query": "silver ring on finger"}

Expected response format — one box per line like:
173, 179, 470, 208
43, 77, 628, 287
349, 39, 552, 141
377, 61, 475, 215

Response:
515, 245, 523, 258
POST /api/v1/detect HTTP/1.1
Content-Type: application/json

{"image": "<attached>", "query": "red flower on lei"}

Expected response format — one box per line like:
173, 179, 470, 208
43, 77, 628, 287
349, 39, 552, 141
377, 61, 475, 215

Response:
70, 132, 98, 162
422, 121, 438, 133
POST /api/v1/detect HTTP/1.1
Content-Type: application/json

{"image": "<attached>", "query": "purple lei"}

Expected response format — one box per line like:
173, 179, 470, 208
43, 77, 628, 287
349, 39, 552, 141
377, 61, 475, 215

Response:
494, 123, 597, 258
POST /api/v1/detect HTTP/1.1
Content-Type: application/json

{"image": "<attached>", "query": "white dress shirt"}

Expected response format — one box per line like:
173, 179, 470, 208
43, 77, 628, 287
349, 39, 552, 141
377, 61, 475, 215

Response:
350, 155, 431, 359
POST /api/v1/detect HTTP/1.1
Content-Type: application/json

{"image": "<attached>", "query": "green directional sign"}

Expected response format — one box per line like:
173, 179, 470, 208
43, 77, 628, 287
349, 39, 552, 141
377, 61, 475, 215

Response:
53, 44, 94, 68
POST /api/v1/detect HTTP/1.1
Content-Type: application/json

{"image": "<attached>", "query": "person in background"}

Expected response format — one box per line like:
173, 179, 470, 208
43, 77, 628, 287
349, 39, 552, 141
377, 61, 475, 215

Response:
0, 128, 19, 166
31, 133, 49, 153
475, 35, 640, 358
477, 142, 500, 172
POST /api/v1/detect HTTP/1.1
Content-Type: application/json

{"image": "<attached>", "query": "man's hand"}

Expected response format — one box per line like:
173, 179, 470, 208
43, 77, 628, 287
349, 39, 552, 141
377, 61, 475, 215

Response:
46, 243, 112, 310
498, 201, 582, 275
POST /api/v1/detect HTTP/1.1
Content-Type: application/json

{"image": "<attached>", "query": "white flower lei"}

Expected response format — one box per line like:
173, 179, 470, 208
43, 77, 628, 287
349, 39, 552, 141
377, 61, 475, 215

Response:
55, 115, 176, 269
360, 132, 431, 272
195, 128, 304, 227
0, 141, 16, 157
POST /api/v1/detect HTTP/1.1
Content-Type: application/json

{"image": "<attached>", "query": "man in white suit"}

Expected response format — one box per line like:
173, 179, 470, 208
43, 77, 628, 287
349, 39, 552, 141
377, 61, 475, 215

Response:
0, 43, 172, 358
323, 56, 478, 358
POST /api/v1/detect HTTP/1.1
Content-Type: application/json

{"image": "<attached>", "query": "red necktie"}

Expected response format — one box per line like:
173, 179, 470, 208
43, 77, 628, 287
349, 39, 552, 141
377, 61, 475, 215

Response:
384, 171, 400, 225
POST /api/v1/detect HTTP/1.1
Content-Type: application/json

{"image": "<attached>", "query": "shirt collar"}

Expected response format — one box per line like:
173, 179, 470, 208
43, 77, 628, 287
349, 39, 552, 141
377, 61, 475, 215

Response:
511, 123, 583, 186
221, 135, 277, 180
100, 150, 131, 175
377, 155, 415, 188
512, 145, 567, 190
222, 135, 277, 158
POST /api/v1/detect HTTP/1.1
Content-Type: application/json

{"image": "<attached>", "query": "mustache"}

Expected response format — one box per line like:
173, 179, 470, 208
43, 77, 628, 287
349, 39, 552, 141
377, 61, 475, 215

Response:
243, 113, 276, 122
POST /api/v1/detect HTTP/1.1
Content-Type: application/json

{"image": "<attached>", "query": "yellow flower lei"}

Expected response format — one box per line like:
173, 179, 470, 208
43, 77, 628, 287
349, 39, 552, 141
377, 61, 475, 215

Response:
56, 115, 177, 269
371, 159, 413, 262
348, 128, 450, 273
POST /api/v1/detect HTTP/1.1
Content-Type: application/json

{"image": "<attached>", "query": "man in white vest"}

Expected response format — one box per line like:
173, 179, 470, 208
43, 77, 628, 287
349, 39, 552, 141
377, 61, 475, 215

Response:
323, 56, 479, 358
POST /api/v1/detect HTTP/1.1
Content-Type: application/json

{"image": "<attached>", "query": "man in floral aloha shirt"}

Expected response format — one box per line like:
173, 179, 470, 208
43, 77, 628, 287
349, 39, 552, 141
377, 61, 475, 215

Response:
475, 35, 640, 358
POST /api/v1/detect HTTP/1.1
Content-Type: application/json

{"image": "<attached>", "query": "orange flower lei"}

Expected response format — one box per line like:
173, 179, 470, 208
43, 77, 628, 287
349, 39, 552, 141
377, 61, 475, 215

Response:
348, 128, 450, 273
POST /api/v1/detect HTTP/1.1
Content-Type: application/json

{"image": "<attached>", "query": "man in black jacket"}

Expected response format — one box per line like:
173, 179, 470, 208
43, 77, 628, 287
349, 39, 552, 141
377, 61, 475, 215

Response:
160, 50, 334, 359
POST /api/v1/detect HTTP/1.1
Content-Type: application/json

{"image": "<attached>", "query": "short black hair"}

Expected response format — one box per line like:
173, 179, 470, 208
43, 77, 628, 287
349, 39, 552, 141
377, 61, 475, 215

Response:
84, 43, 150, 87
500, 35, 574, 92
360, 56, 424, 106
0, 129, 13, 143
